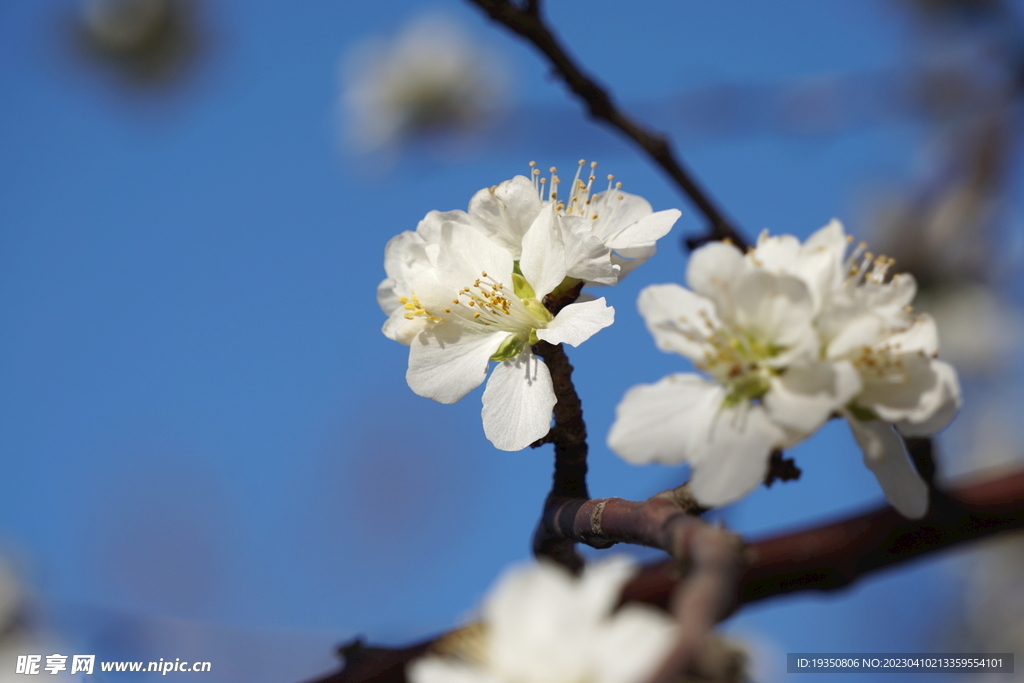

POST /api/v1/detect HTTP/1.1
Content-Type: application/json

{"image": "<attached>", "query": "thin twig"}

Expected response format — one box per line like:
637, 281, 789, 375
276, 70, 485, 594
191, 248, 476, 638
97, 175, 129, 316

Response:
465, 0, 747, 249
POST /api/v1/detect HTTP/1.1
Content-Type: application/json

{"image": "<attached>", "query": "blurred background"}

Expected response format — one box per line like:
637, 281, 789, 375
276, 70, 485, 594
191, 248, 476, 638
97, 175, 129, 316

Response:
2, 1, 1024, 681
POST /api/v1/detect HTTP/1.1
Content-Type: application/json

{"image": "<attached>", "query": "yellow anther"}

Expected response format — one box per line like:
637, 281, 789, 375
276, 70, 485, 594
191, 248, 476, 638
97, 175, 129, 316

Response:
474, 312, 481, 318
445, 308, 451, 313
452, 299, 459, 304
481, 271, 488, 277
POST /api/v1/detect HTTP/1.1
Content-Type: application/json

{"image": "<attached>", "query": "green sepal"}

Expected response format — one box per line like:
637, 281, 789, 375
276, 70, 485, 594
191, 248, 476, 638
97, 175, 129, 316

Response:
490, 335, 525, 362
512, 273, 536, 300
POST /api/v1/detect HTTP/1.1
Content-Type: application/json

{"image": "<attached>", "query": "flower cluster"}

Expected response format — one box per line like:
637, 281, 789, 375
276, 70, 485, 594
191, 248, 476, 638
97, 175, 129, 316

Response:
378, 162, 680, 450
408, 556, 679, 683
607, 221, 961, 518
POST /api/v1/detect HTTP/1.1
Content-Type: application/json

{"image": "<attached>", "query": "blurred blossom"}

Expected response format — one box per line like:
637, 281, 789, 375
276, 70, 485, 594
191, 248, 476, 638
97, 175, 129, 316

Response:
76, 0, 202, 86
341, 15, 510, 153
408, 557, 682, 683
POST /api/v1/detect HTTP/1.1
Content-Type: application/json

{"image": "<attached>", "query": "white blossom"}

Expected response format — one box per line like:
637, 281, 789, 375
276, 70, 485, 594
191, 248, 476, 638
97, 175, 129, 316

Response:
609, 221, 961, 517
379, 206, 614, 451
408, 557, 678, 683
341, 15, 508, 152
607, 238, 860, 507
467, 161, 681, 282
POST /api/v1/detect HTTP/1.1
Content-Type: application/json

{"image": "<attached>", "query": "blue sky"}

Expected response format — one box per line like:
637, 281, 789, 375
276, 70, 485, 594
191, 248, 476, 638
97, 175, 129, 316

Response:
1, 2, 1017, 682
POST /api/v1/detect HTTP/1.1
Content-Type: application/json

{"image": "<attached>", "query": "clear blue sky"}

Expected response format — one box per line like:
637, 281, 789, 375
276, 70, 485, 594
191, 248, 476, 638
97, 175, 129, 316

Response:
0, 2, 1015, 682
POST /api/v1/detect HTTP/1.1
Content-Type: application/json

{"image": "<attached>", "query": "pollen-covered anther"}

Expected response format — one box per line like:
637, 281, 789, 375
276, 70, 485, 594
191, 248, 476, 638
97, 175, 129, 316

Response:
397, 294, 442, 322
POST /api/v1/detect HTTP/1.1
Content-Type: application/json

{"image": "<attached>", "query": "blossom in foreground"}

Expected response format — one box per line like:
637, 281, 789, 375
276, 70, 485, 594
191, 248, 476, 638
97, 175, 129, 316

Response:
609, 221, 961, 517
467, 161, 681, 282
378, 208, 614, 451
341, 14, 508, 152
408, 557, 678, 683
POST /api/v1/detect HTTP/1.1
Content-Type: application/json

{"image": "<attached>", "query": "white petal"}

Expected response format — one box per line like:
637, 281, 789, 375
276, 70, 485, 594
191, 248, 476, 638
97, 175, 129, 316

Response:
826, 314, 884, 358
847, 418, 928, 519
884, 314, 939, 356
437, 221, 514, 292
730, 269, 818, 364
687, 402, 783, 507
608, 374, 724, 467
589, 191, 654, 241
382, 309, 429, 345
685, 240, 746, 309
607, 373, 786, 503
860, 354, 957, 426
636, 283, 719, 362
481, 352, 555, 451
407, 657, 499, 683
752, 230, 801, 271
610, 244, 657, 281
415, 209, 472, 243
592, 605, 678, 683
406, 323, 508, 404
895, 360, 961, 436
467, 175, 543, 257
536, 298, 614, 347
485, 561, 585, 680
576, 556, 639, 621
603, 209, 680, 250
559, 215, 619, 285
519, 206, 568, 298
764, 360, 861, 437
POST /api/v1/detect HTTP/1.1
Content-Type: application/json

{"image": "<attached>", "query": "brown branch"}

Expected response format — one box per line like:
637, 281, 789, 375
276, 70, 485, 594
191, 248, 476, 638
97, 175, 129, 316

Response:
529, 340, 590, 571
313, 465, 1024, 683
465, 0, 747, 250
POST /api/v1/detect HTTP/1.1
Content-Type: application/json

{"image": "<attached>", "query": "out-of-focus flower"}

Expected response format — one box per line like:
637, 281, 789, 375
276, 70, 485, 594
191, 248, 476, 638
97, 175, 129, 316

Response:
342, 15, 509, 152
408, 556, 679, 683
468, 162, 681, 281
378, 204, 614, 451
609, 221, 961, 517
76, 0, 201, 85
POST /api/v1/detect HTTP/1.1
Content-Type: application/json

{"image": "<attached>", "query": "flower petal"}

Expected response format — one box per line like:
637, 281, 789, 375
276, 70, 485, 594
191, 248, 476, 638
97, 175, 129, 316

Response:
730, 269, 818, 364
559, 215, 619, 285
859, 354, 959, 427
764, 360, 861, 438
687, 402, 783, 507
603, 208, 680, 250
436, 220, 515, 292
407, 657, 501, 683
519, 206, 568, 298
608, 374, 724, 467
536, 298, 614, 347
467, 175, 543, 258
608, 373, 786, 504
636, 283, 718, 362
591, 605, 678, 683
847, 417, 929, 519
407, 322, 508, 404
589, 191, 654, 241
481, 352, 555, 451
609, 244, 657, 281
884, 314, 939, 356
895, 360, 961, 436
686, 240, 746, 310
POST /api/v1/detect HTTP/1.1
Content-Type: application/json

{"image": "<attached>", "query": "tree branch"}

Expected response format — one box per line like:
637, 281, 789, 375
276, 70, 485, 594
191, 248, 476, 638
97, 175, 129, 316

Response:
465, 0, 747, 249
310, 465, 1024, 683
